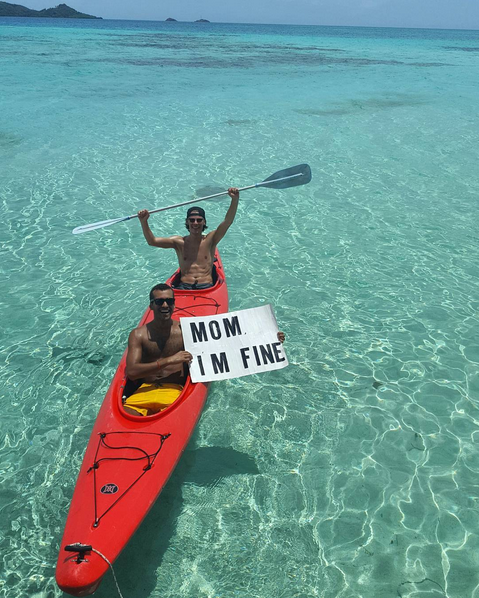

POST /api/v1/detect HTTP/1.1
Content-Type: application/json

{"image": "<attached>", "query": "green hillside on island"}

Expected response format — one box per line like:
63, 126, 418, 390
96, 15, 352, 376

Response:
0, 1, 101, 18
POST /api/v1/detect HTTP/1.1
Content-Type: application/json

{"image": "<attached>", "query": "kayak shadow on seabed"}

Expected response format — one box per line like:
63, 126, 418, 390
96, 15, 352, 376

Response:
71, 443, 260, 598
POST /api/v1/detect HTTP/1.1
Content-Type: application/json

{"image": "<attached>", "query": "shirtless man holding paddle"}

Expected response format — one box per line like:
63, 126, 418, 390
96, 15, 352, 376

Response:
138, 188, 239, 289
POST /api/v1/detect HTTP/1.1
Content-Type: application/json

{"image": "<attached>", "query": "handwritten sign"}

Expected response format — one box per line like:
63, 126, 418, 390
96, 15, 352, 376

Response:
181, 305, 288, 382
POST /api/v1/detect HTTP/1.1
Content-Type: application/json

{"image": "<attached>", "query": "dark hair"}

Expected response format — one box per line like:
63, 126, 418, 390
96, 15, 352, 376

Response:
149, 283, 174, 302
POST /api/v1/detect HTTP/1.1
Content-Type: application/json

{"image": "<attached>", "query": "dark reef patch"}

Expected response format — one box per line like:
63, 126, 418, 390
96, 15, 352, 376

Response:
51, 346, 108, 366
295, 108, 351, 116
409, 61, 451, 67
0, 132, 22, 148
82, 35, 451, 70
225, 119, 257, 126
443, 46, 479, 52
295, 95, 428, 117
195, 185, 226, 197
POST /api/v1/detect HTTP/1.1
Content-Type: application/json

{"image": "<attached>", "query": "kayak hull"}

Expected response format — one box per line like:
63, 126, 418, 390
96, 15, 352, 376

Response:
56, 254, 228, 596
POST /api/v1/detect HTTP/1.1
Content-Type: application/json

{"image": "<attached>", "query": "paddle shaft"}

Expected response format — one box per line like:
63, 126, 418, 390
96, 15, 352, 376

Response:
72, 165, 310, 234
124, 172, 303, 222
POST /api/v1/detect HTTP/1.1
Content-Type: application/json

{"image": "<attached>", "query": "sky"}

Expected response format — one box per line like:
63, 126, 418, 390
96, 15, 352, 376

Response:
13, 0, 479, 30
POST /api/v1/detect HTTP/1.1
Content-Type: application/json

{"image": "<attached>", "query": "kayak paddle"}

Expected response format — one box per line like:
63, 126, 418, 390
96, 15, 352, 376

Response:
72, 163, 312, 235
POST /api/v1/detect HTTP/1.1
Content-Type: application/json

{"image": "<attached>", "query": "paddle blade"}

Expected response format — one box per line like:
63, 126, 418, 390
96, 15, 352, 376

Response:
72, 217, 129, 235
261, 164, 312, 189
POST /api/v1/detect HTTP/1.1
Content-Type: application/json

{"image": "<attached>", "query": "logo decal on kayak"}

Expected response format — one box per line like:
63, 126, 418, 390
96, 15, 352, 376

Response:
100, 483, 119, 495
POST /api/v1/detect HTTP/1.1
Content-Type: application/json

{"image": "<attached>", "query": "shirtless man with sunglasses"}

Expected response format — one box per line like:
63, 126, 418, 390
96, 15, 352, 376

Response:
123, 283, 192, 416
123, 283, 286, 417
137, 188, 239, 289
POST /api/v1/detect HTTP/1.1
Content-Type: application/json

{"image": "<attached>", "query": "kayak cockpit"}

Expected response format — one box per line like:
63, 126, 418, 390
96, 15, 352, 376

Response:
168, 262, 220, 288
119, 375, 195, 421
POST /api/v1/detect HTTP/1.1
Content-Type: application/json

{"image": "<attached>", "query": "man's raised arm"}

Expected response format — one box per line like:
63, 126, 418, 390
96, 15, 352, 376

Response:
211, 187, 239, 244
138, 210, 178, 248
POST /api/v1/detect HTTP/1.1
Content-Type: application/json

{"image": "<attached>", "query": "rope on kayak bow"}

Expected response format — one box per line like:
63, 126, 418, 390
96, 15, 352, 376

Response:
91, 547, 125, 598
88, 431, 171, 527
64, 543, 125, 598
173, 295, 221, 317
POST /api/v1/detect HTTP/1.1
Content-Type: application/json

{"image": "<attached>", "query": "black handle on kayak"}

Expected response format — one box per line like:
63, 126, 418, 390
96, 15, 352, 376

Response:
64, 543, 92, 563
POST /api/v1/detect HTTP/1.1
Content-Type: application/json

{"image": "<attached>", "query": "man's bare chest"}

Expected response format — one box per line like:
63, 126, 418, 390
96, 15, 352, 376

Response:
180, 239, 213, 264
142, 326, 183, 359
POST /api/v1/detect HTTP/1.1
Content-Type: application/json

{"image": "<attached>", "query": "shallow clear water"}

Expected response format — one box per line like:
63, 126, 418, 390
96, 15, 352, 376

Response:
1, 17, 479, 598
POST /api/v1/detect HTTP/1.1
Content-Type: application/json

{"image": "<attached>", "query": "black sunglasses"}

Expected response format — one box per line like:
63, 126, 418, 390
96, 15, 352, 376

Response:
188, 217, 204, 223
150, 297, 175, 307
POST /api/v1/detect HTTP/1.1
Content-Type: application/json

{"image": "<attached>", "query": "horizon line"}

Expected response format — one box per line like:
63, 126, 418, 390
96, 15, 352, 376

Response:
3, 15, 479, 32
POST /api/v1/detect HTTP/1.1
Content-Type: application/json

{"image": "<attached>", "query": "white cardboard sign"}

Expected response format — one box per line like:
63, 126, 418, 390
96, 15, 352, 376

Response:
181, 304, 288, 383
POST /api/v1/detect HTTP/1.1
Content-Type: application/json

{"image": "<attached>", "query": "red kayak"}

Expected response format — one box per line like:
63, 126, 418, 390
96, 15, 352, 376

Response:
56, 253, 228, 596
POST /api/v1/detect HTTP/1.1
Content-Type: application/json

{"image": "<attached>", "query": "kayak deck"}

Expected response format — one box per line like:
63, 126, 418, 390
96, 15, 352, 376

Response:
56, 254, 228, 596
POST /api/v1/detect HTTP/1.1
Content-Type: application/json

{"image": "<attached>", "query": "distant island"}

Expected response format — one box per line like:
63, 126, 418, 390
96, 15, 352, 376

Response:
165, 17, 211, 23
0, 2, 101, 18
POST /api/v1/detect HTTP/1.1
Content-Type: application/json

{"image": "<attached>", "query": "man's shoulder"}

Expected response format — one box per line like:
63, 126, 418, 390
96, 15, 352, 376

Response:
129, 324, 147, 340
202, 231, 217, 243
171, 320, 182, 332
167, 235, 184, 246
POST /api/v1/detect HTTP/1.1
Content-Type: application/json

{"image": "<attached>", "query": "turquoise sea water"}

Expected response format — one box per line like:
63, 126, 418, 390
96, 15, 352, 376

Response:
1, 17, 479, 598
